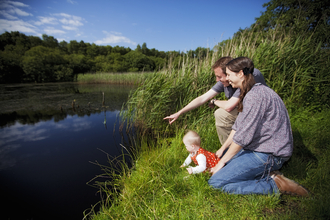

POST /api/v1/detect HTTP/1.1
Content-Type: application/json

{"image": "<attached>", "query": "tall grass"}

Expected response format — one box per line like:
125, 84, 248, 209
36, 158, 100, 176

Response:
86, 29, 330, 219
77, 72, 153, 85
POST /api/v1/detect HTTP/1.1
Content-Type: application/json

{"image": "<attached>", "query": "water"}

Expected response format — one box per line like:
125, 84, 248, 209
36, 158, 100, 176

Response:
0, 83, 136, 220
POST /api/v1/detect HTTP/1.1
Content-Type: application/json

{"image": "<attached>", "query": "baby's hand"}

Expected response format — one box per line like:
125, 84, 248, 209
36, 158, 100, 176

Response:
186, 167, 193, 174
180, 164, 185, 168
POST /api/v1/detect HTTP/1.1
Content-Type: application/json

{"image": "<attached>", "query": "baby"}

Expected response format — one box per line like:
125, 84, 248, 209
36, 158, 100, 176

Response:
180, 130, 220, 174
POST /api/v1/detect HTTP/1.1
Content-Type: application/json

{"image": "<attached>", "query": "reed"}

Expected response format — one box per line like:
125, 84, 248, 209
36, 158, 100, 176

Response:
76, 72, 153, 85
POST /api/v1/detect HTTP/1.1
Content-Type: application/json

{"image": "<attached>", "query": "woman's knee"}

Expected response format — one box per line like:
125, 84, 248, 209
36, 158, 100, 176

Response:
208, 173, 227, 189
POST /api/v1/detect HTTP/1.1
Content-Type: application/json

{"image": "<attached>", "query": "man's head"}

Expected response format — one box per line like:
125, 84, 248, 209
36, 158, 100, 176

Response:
212, 56, 233, 87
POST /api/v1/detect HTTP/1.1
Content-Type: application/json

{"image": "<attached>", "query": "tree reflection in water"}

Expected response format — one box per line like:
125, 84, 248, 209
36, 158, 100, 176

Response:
0, 83, 136, 220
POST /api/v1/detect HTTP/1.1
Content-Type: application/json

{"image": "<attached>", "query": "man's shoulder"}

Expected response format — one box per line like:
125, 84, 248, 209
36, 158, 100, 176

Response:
253, 68, 262, 76
253, 68, 267, 86
212, 81, 225, 93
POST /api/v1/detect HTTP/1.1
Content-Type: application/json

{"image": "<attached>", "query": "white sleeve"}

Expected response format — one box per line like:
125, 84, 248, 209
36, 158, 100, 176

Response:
191, 154, 207, 174
182, 154, 192, 167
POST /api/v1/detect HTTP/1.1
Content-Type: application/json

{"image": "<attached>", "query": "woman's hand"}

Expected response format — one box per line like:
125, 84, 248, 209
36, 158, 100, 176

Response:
210, 161, 226, 175
216, 148, 225, 158
163, 112, 180, 124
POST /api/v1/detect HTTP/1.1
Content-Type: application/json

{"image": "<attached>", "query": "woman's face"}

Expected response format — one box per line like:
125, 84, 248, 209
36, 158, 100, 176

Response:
226, 67, 243, 88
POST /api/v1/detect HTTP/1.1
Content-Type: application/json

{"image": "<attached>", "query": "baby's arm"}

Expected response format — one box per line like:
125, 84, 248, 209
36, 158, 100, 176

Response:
180, 154, 192, 168
189, 154, 207, 174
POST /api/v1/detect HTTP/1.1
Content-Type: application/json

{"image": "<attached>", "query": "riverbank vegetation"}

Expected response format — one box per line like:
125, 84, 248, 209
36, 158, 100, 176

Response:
76, 72, 153, 85
0, 31, 209, 84
86, 0, 330, 219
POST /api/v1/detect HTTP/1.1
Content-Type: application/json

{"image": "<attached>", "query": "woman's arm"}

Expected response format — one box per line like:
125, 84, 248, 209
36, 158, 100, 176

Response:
216, 129, 235, 158
211, 141, 242, 175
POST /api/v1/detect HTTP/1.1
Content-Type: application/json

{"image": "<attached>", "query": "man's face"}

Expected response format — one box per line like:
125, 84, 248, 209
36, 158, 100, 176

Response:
214, 67, 229, 87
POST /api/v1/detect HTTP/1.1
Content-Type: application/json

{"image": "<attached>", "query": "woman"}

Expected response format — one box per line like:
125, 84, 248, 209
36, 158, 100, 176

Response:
209, 57, 308, 196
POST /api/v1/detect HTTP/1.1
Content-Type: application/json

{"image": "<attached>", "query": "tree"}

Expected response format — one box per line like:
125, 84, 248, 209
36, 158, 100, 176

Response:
0, 50, 25, 83
64, 54, 91, 74
42, 34, 59, 48
135, 44, 142, 53
67, 40, 80, 54
22, 46, 73, 82
142, 42, 149, 55
253, 0, 330, 45
124, 51, 155, 72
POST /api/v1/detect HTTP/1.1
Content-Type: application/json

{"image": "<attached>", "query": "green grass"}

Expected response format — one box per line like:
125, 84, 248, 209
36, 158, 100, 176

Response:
86, 109, 330, 219
76, 72, 154, 85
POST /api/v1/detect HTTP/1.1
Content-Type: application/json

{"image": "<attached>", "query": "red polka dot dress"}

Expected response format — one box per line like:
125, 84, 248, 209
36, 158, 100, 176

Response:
191, 148, 220, 172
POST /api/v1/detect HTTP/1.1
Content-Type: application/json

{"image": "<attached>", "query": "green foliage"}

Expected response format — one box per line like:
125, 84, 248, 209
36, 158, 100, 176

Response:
22, 46, 73, 82
0, 50, 25, 83
64, 54, 92, 74
253, 0, 330, 46
124, 51, 155, 71
0, 31, 212, 84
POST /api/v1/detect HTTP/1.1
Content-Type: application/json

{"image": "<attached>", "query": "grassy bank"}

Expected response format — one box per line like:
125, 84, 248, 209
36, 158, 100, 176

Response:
86, 109, 330, 219
86, 29, 330, 219
76, 72, 153, 85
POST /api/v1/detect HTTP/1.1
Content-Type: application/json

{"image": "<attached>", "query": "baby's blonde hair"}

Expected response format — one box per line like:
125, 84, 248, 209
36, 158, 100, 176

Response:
183, 130, 201, 146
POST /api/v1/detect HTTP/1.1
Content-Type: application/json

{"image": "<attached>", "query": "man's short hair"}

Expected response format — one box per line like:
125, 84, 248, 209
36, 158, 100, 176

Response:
211, 56, 233, 74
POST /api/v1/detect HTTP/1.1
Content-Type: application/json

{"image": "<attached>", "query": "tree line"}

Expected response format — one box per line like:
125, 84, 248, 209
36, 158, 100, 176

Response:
0, 32, 210, 83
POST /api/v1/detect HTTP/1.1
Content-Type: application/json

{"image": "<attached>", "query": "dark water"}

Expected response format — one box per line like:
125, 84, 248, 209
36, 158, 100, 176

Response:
0, 83, 136, 220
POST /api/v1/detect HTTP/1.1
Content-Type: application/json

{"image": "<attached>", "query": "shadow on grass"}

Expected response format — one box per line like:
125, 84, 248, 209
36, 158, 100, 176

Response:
280, 129, 318, 180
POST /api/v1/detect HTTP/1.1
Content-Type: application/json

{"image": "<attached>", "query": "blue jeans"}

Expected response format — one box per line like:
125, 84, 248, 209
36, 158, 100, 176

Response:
208, 149, 288, 195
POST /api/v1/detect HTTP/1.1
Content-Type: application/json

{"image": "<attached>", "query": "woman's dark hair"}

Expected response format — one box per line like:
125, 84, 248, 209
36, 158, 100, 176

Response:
226, 57, 255, 112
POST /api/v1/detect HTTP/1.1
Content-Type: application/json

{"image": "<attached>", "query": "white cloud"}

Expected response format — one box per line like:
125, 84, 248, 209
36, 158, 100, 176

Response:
0, 0, 32, 19
5, 1, 29, 8
67, 0, 77, 4
0, 10, 18, 19
54, 13, 83, 25
0, 18, 38, 34
95, 31, 136, 45
44, 27, 66, 35
62, 25, 77, 31
35, 16, 57, 26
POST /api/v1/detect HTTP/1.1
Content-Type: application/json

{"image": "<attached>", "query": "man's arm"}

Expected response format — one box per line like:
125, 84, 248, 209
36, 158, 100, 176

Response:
164, 89, 218, 124
213, 97, 239, 112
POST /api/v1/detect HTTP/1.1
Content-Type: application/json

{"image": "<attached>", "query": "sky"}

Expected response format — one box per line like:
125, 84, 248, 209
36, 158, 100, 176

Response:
0, 0, 269, 52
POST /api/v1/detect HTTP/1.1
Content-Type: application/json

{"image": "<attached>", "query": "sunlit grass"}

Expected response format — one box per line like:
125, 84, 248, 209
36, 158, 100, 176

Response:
86, 109, 330, 219
76, 72, 153, 85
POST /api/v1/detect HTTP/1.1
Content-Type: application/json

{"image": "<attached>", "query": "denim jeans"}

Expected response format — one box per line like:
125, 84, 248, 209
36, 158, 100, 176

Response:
208, 149, 288, 195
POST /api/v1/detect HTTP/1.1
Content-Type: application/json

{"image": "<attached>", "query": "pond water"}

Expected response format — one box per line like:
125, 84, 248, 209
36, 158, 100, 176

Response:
0, 83, 136, 220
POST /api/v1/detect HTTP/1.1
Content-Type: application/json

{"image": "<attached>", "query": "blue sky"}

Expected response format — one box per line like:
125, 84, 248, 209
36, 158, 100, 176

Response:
0, 0, 269, 52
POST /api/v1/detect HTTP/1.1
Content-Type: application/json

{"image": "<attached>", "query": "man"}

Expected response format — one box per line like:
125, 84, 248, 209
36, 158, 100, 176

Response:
163, 56, 267, 145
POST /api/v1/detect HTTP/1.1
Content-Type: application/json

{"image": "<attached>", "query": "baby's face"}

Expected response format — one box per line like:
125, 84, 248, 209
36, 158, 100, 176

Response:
183, 140, 195, 153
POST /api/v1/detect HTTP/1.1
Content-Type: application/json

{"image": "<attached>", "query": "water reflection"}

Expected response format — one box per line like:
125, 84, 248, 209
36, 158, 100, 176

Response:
0, 82, 135, 127
0, 83, 136, 220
